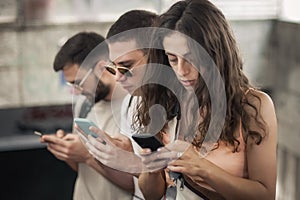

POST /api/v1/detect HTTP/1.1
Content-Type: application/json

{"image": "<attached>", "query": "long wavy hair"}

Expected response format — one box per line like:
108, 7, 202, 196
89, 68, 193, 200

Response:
134, 0, 267, 151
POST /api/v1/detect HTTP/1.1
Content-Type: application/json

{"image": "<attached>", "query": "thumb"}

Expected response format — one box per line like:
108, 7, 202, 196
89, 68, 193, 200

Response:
89, 126, 112, 143
56, 129, 65, 138
63, 133, 76, 141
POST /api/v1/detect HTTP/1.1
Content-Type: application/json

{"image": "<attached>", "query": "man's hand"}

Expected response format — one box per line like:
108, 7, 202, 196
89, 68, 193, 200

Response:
81, 126, 144, 174
41, 129, 91, 163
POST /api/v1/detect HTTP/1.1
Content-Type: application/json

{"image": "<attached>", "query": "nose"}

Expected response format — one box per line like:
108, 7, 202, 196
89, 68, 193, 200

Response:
115, 70, 127, 82
176, 58, 190, 77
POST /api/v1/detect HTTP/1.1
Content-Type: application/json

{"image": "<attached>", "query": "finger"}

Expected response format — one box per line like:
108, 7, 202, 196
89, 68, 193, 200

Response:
87, 135, 109, 153
42, 135, 64, 145
48, 143, 69, 155
47, 145, 68, 160
167, 165, 185, 173
78, 132, 88, 144
145, 159, 169, 171
139, 148, 152, 155
40, 137, 46, 143
168, 159, 186, 166
56, 129, 65, 138
156, 150, 179, 161
89, 126, 111, 144
63, 134, 77, 141
113, 133, 130, 142
141, 151, 169, 165
86, 142, 106, 161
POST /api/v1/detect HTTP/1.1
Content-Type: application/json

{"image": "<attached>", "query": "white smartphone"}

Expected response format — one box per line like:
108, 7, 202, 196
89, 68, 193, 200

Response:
33, 131, 44, 137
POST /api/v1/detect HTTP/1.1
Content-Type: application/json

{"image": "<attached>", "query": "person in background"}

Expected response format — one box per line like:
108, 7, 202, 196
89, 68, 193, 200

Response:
137, 0, 277, 199
41, 32, 133, 200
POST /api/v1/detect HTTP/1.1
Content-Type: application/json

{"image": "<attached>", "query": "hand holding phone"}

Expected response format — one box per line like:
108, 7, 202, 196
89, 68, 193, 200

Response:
74, 118, 106, 144
74, 118, 99, 139
132, 133, 164, 152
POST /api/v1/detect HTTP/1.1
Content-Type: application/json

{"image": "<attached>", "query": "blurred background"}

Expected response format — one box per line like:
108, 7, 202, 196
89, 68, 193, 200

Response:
0, 0, 299, 199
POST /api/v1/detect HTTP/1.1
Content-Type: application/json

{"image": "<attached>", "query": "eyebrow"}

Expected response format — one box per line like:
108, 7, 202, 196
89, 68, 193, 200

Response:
165, 51, 192, 58
113, 59, 134, 66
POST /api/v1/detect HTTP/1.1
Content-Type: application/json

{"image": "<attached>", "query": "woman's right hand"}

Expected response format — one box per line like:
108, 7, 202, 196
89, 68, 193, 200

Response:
140, 140, 190, 172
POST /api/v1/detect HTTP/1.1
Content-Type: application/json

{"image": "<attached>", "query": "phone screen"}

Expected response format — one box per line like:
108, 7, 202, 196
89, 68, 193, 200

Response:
74, 118, 99, 138
132, 133, 164, 151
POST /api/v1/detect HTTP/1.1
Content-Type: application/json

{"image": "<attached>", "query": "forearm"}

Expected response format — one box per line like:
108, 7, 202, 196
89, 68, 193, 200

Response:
86, 157, 134, 193
65, 160, 78, 172
200, 165, 275, 200
138, 170, 166, 200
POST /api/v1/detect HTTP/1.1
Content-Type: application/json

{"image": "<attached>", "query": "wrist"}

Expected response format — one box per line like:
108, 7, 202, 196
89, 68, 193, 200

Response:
199, 159, 213, 181
84, 153, 94, 165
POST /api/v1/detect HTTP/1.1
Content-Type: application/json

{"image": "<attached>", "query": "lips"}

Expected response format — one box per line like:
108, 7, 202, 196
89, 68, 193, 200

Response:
180, 79, 196, 87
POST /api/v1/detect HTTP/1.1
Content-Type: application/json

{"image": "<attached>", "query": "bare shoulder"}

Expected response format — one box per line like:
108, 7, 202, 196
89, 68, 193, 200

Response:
245, 89, 277, 141
245, 89, 275, 115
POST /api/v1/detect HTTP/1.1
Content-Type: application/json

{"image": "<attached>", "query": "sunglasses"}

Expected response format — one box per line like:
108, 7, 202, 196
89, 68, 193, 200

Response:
66, 68, 93, 91
105, 63, 133, 77
104, 55, 147, 77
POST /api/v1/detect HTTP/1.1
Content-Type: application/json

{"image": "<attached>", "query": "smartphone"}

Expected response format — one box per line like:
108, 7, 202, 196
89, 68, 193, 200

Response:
132, 133, 164, 151
34, 131, 43, 137
74, 118, 99, 138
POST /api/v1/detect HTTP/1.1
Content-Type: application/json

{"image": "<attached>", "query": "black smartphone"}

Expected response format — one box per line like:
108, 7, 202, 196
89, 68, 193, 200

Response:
132, 133, 164, 151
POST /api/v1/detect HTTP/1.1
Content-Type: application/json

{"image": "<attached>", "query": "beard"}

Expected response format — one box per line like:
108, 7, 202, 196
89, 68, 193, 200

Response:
94, 80, 110, 103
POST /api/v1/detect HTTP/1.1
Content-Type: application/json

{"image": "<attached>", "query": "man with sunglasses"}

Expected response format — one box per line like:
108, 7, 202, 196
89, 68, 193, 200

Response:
41, 32, 132, 200
81, 10, 159, 200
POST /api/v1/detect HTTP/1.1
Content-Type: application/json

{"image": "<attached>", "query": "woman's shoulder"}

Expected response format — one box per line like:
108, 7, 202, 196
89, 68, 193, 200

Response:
244, 88, 277, 137
244, 88, 275, 111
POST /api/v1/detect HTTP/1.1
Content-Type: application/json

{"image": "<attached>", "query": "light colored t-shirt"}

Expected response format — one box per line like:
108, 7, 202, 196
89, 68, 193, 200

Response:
120, 94, 178, 200
73, 99, 132, 200
120, 94, 145, 200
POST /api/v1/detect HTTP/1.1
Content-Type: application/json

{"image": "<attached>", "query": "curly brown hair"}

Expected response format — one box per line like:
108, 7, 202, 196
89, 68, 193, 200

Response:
133, 0, 267, 152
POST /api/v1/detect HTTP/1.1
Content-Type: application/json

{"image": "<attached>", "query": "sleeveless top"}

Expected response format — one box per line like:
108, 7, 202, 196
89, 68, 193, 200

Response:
196, 123, 248, 191
174, 123, 247, 200
174, 89, 253, 199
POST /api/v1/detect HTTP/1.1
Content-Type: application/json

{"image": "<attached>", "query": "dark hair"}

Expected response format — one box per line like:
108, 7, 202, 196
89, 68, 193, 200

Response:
53, 32, 105, 72
106, 10, 158, 51
136, 0, 267, 151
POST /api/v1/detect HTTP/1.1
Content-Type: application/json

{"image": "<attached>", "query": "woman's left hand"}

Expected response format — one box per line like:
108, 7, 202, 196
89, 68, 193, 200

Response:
167, 142, 210, 180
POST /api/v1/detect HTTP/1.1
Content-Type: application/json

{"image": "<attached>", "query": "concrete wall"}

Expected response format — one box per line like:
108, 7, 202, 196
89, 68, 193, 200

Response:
0, 20, 275, 108
270, 21, 300, 200
0, 22, 112, 108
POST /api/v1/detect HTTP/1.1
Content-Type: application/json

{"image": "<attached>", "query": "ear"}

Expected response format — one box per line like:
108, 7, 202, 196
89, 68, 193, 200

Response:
94, 60, 106, 71
93, 60, 107, 78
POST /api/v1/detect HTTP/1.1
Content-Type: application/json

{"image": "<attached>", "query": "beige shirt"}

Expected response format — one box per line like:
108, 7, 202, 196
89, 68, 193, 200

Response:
73, 99, 132, 200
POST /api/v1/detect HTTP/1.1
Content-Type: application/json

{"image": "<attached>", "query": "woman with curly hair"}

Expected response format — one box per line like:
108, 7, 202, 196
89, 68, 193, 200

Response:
137, 0, 277, 199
